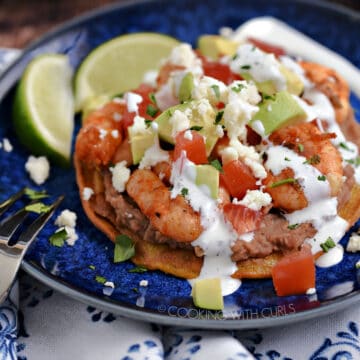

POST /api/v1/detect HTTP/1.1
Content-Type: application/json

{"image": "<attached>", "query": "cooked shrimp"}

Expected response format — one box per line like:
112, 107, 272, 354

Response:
126, 169, 203, 243
75, 102, 124, 166
152, 160, 172, 185
264, 121, 343, 212
300, 61, 350, 124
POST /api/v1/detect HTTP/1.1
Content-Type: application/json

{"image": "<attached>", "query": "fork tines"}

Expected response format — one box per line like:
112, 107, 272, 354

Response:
0, 188, 64, 246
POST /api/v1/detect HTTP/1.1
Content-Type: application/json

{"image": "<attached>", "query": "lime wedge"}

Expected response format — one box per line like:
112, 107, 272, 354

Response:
13, 54, 74, 167
74, 32, 179, 111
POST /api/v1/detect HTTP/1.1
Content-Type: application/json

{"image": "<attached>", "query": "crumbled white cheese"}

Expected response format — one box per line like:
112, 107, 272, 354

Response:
139, 280, 148, 287
155, 81, 178, 111
229, 138, 267, 179
64, 226, 78, 246
221, 147, 238, 164
228, 80, 261, 105
216, 125, 224, 138
235, 190, 272, 210
104, 281, 115, 288
111, 130, 119, 139
82, 187, 94, 201
222, 82, 260, 141
184, 129, 193, 140
112, 112, 122, 121
306, 287, 317, 295
168, 43, 200, 69
25, 155, 50, 185
55, 209, 77, 228
99, 129, 108, 140
111, 161, 131, 193
151, 121, 159, 132
139, 138, 169, 169
3, 138, 13, 152
142, 70, 159, 87
347, 233, 360, 253
169, 109, 191, 138
129, 115, 148, 136
192, 76, 228, 105
125, 92, 143, 114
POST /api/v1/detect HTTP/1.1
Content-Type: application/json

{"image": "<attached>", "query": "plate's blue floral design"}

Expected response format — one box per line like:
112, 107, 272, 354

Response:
0, 0, 360, 329
0, 301, 18, 360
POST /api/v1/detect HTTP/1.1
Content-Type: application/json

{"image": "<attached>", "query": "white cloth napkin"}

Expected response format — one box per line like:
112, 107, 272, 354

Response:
1, 48, 360, 360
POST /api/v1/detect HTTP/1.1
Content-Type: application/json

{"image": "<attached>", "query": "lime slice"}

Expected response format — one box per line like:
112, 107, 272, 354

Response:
74, 32, 179, 111
13, 54, 74, 167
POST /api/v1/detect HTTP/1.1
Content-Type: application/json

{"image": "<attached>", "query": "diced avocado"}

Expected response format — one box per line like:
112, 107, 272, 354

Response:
179, 72, 194, 103
250, 91, 306, 136
280, 65, 304, 96
197, 35, 238, 60
192, 278, 224, 310
155, 100, 219, 155
82, 94, 111, 123
240, 64, 304, 96
196, 164, 219, 199
128, 126, 156, 164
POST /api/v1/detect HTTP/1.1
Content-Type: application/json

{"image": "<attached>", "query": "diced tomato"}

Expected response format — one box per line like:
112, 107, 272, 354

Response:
272, 245, 316, 297
246, 125, 262, 146
122, 83, 158, 130
221, 159, 258, 199
223, 203, 263, 234
174, 130, 208, 164
198, 54, 242, 85
248, 37, 286, 57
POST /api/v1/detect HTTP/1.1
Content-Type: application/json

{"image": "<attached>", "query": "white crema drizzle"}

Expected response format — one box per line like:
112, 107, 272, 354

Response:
170, 153, 241, 296
265, 145, 348, 256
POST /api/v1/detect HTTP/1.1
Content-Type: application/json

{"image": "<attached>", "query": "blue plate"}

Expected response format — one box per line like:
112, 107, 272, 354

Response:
1, 0, 360, 329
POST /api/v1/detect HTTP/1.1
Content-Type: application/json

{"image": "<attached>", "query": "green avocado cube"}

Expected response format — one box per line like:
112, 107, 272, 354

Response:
197, 35, 238, 60
128, 126, 156, 164
196, 164, 219, 199
192, 278, 224, 310
250, 91, 307, 136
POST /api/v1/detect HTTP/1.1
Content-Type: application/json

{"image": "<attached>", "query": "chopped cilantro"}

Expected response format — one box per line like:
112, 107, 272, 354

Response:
114, 234, 135, 263
144, 119, 152, 128
210, 159, 224, 173
112, 93, 124, 99
297, 143, 304, 152
303, 154, 321, 165
181, 187, 189, 197
146, 104, 158, 118
49, 228, 67, 247
129, 266, 148, 273
231, 83, 245, 93
284, 157, 291, 161
25, 202, 52, 214
339, 142, 354, 152
189, 125, 203, 131
320, 237, 336, 252
317, 175, 326, 181
211, 84, 220, 99
24, 188, 49, 200
262, 94, 275, 101
346, 157, 360, 167
95, 275, 107, 284
232, 54, 238, 60
270, 178, 298, 188
288, 223, 299, 230
214, 110, 224, 125
167, 109, 173, 117
149, 92, 157, 105
240, 65, 251, 70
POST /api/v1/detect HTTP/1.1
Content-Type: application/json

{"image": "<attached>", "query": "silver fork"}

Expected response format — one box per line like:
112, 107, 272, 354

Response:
0, 188, 64, 302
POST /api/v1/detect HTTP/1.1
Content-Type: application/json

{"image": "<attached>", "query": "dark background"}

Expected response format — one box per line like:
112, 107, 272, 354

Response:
0, 0, 359, 48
